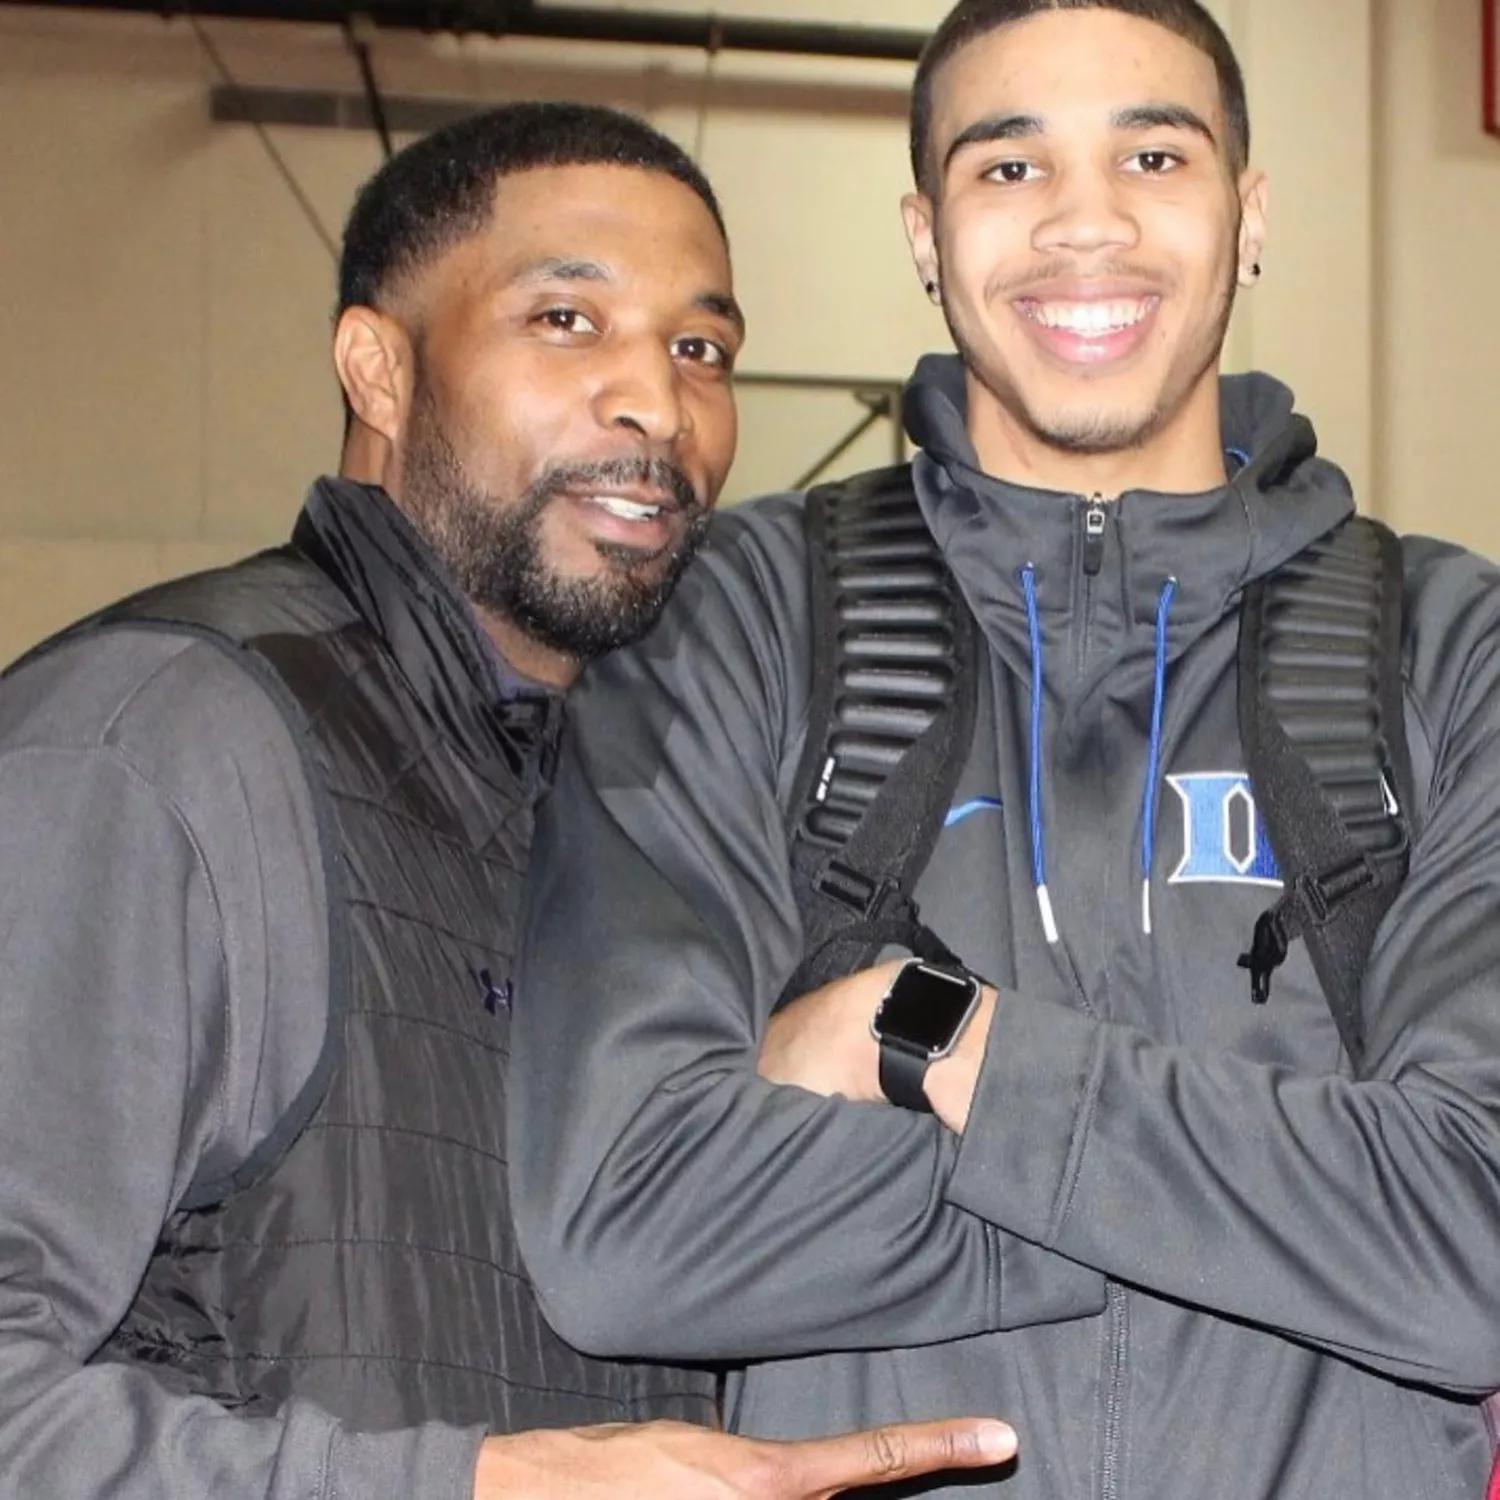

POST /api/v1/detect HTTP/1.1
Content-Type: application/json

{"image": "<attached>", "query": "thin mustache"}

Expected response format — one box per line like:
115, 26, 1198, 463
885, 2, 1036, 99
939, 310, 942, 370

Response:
535, 457, 701, 513
996, 262, 1172, 299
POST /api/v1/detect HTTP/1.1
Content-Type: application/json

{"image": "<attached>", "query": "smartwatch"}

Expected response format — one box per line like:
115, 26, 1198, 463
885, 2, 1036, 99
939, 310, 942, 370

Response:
870, 959, 983, 1112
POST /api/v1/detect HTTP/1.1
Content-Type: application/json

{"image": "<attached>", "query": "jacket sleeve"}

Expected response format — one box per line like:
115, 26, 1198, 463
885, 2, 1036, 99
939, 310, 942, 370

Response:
0, 639, 481, 1500
945, 542, 1500, 1396
510, 507, 1104, 1363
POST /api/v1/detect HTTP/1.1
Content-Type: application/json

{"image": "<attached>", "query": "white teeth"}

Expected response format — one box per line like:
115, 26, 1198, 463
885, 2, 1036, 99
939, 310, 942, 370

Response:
590, 495, 663, 521
1030, 299, 1151, 334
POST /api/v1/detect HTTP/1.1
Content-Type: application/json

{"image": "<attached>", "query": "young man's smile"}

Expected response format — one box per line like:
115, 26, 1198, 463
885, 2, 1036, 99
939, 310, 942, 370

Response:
1012, 281, 1163, 367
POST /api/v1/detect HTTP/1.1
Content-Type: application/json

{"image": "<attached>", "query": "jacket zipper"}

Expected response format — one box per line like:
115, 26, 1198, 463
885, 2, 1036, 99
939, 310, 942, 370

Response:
1080, 493, 1128, 1500
1083, 494, 1108, 576
1076, 494, 1109, 676
1099, 1283, 1129, 1500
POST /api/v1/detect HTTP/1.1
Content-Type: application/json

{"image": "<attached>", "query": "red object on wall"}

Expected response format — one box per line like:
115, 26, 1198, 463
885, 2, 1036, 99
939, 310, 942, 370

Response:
1488, 0, 1500, 137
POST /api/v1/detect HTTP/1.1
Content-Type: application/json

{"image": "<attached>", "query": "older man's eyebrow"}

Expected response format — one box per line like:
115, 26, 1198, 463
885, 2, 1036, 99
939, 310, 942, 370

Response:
503, 258, 744, 335
942, 112, 1046, 173
1113, 103, 1218, 147
696, 291, 746, 337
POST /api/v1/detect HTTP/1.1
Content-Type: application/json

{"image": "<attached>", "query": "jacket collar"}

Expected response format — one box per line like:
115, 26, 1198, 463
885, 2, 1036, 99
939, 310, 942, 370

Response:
901, 355, 1355, 645
291, 476, 564, 791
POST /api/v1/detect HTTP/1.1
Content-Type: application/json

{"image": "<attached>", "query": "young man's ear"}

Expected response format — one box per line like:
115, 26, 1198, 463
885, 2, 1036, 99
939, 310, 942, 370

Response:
901, 192, 944, 305
333, 306, 415, 443
1237, 171, 1269, 288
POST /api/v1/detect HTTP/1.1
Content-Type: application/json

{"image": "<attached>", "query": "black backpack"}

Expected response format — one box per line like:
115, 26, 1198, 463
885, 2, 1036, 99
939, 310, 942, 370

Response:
784, 464, 1412, 1075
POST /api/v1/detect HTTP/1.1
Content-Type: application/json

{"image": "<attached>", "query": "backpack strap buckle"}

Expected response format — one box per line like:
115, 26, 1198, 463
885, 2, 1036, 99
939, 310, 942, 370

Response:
1238, 908, 1290, 1006
1237, 854, 1379, 1005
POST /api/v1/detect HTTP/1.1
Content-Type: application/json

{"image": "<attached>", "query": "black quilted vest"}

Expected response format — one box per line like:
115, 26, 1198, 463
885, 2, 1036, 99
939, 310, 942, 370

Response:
87, 478, 715, 1433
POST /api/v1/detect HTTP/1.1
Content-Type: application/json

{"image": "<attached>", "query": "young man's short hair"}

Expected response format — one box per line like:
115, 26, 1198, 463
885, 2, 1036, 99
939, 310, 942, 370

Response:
909, 0, 1250, 196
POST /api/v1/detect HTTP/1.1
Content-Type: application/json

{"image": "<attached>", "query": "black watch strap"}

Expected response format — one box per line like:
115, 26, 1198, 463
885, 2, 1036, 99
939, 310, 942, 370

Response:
878, 1041, 934, 1113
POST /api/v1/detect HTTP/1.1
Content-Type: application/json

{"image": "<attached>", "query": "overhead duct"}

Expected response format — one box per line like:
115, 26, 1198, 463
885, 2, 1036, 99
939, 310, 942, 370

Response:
15, 1, 931, 61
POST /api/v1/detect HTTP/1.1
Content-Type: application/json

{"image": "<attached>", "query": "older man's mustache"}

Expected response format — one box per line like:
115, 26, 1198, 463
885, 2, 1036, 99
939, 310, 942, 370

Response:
527, 455, 703, 516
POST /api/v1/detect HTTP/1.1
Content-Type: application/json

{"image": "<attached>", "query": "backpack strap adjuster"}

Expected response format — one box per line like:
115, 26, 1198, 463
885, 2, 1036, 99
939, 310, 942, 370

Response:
1301, 853, 1379, 920
813, 860, 898, 919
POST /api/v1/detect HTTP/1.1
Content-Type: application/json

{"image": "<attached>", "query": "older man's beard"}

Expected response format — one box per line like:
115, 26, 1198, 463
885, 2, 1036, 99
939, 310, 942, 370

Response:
399, 385, 710, 663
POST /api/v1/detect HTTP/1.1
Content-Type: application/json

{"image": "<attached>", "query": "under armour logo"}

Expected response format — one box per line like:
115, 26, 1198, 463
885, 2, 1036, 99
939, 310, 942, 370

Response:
478, 968, 512, 1015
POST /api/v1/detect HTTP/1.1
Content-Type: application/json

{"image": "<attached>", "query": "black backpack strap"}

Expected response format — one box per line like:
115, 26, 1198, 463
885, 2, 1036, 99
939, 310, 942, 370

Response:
780, 465, 978, 1006
1237, 515, 1412, 1071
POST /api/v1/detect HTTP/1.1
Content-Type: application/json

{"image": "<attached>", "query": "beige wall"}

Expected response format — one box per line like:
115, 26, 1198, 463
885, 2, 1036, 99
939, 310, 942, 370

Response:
1372, 0, 1500, 552
0, 2, 944, 662
1230, 0, 1375, 502
0, 0, 1497, 665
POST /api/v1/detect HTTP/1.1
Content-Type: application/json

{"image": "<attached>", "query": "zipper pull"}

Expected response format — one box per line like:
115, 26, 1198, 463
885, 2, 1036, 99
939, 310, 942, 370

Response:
1082, 494, 1107, 576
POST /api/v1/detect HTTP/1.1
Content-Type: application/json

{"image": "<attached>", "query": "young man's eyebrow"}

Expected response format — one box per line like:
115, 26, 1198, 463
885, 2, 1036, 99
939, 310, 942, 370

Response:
942, 113, 1046, 173
511, 257, 613, 287
941, 103, 1219, 177
1112, 103, 1218, 147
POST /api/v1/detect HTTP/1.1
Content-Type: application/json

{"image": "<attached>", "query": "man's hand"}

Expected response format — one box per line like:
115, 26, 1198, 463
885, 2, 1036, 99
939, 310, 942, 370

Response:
473, 1416, 1016, 1499
757, 960, 906, 1102
758, 960, 994, 1131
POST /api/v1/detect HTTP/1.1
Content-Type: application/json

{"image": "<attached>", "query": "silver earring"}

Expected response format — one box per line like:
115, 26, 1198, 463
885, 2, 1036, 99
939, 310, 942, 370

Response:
925, 278, 941, 300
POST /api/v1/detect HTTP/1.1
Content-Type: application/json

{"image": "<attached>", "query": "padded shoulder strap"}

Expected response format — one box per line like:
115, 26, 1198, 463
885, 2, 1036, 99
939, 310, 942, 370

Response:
781, 465, 977, 1004
6, 558, 356, 1210
1237, 514, 1411, 1072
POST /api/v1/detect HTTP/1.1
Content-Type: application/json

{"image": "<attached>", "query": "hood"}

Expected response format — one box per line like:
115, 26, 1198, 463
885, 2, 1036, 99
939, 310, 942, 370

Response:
901, 353, 1353, 595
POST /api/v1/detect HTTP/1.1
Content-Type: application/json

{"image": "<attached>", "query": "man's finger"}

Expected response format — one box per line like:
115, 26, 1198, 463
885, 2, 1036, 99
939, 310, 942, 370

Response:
766, 1417, 1016, 1496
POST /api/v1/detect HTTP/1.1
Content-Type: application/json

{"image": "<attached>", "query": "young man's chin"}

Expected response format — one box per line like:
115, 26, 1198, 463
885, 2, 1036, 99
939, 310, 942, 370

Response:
1002, 384, 1158, 456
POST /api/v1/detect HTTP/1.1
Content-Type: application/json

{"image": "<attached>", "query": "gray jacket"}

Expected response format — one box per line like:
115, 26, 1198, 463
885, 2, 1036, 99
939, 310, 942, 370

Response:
511, 361, 1500, 1499
0, 486, 517, 1498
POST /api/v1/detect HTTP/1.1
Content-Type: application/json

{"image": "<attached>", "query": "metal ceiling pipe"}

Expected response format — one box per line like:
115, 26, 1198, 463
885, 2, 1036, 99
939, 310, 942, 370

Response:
488, 5, 928, 60
15, 0, 930, 62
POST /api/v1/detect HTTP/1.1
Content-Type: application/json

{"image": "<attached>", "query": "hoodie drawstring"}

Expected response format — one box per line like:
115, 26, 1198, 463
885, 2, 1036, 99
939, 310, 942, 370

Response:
1141, 579, 1178, 934
1019, 564, 1059, 944
1016, 568, 1178, 947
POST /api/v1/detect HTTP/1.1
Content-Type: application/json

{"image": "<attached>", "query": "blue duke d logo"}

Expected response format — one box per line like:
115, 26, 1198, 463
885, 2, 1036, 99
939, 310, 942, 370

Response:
1166, 772, 1282, 887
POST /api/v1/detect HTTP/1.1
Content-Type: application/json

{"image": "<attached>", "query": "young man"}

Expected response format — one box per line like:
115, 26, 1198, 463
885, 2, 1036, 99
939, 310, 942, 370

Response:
0, 103, 1015, 1500
513, 8, 1500, 1497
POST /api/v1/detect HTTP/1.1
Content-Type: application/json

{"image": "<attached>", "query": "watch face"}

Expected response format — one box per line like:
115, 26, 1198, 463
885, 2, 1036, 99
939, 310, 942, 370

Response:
875, 963, 978, 1052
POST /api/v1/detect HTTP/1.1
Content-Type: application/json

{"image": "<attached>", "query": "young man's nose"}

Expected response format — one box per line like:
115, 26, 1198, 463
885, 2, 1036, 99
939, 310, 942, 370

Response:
1031, 168, 1142, 258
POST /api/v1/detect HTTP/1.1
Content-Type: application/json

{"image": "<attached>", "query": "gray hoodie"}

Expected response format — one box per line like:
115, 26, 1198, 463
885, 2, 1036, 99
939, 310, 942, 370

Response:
511, 360, 1500, 1500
